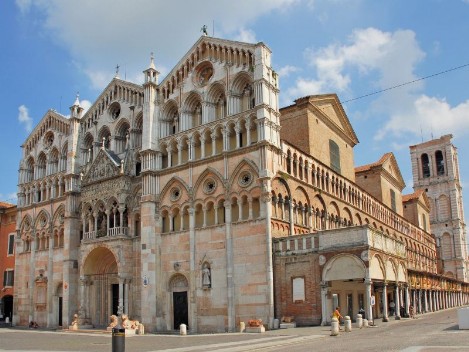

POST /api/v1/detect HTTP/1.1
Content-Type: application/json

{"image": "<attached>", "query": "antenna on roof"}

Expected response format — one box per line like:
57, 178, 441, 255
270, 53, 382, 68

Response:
213, 20, 215, 37
420, 123, 423, 143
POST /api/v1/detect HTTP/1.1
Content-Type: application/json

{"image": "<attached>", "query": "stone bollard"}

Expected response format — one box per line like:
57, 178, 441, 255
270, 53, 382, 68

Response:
273, 319, 280, 330
356, 314, 363, 329
180, 323, 187, 335
138, 323, 145, 335
344, 316, 352, 332
330, 317, 339, 336
363, 318, 369, 327
239, 321, 245, 332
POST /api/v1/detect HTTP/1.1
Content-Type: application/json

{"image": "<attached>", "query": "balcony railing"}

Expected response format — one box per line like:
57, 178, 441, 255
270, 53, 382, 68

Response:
83, 226, 129, 241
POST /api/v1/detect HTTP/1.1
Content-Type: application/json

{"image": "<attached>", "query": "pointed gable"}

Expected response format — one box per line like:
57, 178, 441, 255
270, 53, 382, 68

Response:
82, 148, 122, 185
81, 78, 143, 128
22, 110, 70, 155
403, 189, 431, 211
355, 152, 405, 191
294, 94, 359, 147
159, 36, 259, 91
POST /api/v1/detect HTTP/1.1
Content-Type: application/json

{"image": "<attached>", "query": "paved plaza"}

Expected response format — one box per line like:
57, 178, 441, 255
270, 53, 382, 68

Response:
0, 307, 468, 352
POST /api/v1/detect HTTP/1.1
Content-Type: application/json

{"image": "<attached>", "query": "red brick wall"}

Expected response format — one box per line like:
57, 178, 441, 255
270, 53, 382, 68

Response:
274, 254, 322, 326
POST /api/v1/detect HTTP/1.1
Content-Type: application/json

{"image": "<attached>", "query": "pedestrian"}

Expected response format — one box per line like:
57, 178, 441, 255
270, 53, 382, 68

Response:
389, 300, 396, 315
332, 306, 343, 328
409, 305, 415, 319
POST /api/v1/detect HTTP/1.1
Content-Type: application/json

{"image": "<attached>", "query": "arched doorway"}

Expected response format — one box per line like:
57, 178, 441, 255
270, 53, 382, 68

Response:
170, 275, 188, 330
82, 247, 119, 328
1, 295, 13, 321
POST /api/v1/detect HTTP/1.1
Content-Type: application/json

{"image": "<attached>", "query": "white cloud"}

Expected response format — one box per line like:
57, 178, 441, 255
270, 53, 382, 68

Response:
376, 95, 469, 140
17, 0, 298, 90
0, 192, 18, 203
277, 65, 299, 77
282, 27, 425, 110
80, 99, 92, 114
233, 28, 257, 43
18, 105, 33, 132
15, 0, 32, 13
305, 27, 424, 94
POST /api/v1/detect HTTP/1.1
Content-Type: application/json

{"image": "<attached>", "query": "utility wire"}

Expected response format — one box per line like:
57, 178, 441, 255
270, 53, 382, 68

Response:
341, 63, 469, 104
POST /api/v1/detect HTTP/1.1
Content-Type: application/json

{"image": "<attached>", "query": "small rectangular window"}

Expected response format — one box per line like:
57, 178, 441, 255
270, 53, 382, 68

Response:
292, 277, 305, 302
329, 140, 341, 174
3, 270, 14, 287
7, 233, 14, 255
390, 189, 396, 212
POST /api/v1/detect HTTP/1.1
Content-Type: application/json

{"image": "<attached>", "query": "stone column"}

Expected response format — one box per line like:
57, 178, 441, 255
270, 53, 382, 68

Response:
224, 200, 235, 332
167, 146, 172, 167
423, 290, 428, 313
260, 185, 275, 329
320, 282, 329, 326
124, 279, 129, 314
200, 136, 206, 159
429, 291, 433, 312
418, 290, 422, 314
288, 200, 294, 236
405, 286, 410, 316
47, 227, 55, 327
118, 277, 124, 316
188, 207, 197, 331
365, 278, 373, 323
395, 285, 401, 319
382, 283, 389, 322
211, 133, 217, 156
79, 276, 86, 319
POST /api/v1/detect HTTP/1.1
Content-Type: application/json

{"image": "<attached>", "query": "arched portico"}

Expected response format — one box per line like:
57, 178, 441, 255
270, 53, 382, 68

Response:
321, 254, 366, 325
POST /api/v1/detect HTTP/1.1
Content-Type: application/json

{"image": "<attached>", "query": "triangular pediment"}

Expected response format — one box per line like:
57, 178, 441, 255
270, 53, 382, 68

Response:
381, 153, 406, 190
159, 36, 261, 89
22, 109, 70, 151
82, 148, 121, 185
81, 78, 143, 122
297, 94, 359, 147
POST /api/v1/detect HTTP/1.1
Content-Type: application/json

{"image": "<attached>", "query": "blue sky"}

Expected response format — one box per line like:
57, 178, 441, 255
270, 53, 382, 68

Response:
2, 0, 469, 214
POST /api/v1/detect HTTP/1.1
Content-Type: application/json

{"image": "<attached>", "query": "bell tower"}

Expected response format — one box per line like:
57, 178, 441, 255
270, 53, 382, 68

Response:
410, 134, 468, 282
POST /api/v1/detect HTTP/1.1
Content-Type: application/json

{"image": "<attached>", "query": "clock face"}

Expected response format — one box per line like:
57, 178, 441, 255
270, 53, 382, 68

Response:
195, 62, 214, 87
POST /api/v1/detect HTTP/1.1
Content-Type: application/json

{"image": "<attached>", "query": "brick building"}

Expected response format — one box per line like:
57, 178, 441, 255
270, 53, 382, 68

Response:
0, 202, 16, 322
13, 36, 469, 332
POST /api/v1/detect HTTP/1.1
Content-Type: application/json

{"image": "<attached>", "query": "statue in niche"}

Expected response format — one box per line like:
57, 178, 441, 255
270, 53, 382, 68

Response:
202, 263, 211, 288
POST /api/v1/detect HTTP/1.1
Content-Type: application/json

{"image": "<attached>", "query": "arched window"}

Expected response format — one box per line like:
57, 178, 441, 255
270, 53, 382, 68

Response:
329, 140, 341, 174
421, 153, 430, 178
435, 150, 445, 176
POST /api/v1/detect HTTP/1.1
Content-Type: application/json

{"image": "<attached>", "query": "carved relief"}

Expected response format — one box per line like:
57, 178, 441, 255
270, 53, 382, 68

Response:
82, 150, 120, 185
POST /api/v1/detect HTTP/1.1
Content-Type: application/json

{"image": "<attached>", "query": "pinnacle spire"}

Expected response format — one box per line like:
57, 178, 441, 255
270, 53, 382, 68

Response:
73, 92, 80, 107
149, 52, 156, 70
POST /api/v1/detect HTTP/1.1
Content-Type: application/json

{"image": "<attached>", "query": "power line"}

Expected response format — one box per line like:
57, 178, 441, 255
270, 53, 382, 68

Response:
341, 63, 469, 104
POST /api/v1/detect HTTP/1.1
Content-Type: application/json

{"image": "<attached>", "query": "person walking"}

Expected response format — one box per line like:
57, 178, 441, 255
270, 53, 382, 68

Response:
333, 306, 343, 327
389, 300, 396, 315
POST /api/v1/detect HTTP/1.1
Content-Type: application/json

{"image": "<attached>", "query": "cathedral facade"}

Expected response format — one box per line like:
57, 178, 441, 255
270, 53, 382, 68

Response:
13, 36, 469, 332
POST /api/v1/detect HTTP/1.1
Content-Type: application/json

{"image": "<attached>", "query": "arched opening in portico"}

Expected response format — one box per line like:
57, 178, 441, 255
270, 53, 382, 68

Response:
321, 254, 366, 324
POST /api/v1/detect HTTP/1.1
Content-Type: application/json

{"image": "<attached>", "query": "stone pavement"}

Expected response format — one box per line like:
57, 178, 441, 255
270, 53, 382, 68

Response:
0, 308, 468, 352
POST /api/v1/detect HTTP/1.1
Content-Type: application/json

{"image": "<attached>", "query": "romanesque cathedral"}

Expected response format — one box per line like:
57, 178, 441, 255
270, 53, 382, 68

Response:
13, 36, 469, 332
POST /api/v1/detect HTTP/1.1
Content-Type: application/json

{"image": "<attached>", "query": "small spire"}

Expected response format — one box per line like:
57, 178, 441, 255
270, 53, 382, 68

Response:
149, 52, 156, 70
115, 64, 120, 79
73, 92, 80, 107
